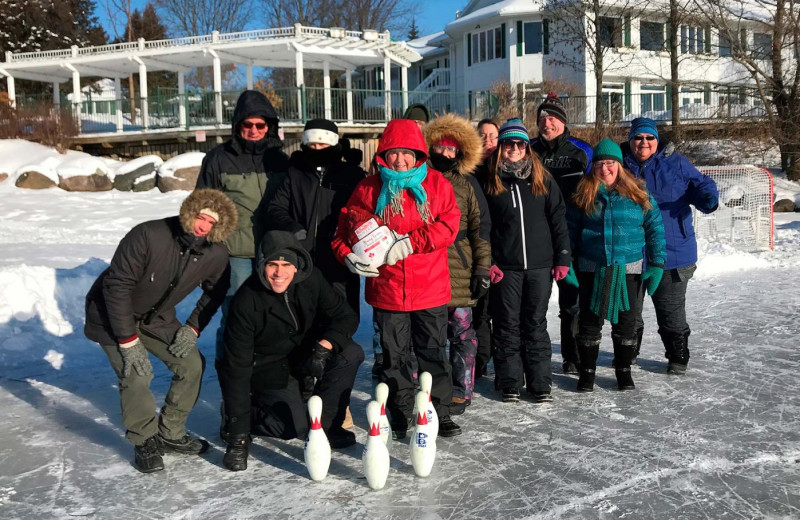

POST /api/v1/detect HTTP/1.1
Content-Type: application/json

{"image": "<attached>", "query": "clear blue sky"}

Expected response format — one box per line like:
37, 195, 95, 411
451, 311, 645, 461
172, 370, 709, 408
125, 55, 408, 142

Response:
100, 0, 469, 40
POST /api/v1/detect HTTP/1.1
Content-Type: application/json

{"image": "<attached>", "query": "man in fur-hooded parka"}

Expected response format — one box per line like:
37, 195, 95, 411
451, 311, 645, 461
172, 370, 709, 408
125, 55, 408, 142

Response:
84, 189, 237, 465
424, 113, 492, 308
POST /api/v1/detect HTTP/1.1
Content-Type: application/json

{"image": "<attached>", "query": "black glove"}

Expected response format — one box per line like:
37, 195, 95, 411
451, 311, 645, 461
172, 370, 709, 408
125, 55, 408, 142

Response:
300, 376, 316, 401
167, 325, 197, 358
470, 275, 491, 300
294, 229, 308, 241
223, 434, 251, 472
118, 340, 152, 377
305, 342, 333, 379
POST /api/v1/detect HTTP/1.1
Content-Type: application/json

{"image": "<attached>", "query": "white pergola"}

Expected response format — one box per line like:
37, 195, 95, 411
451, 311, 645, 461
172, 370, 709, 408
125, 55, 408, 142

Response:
0, 24, 421, 132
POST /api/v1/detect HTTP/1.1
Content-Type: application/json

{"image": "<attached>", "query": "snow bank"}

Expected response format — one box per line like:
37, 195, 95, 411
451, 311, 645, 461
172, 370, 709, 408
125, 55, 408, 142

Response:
158, 152, 206, 178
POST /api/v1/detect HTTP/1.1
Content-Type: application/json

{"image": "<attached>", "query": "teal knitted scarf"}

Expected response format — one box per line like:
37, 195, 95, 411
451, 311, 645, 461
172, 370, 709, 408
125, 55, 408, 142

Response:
590, 264, 630, 324
375, 163, 431, 223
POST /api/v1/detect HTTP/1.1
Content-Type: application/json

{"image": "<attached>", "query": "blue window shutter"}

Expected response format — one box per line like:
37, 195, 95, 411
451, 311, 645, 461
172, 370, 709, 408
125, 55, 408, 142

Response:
467, 33, 472, 66
501, 23, 507, 59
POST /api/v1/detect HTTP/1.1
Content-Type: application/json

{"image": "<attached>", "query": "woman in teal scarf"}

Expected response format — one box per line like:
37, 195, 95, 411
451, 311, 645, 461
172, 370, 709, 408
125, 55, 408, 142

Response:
568, 139, 666, 392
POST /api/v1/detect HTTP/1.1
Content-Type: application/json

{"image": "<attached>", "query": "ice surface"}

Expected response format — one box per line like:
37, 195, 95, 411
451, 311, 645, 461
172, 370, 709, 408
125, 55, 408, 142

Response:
1, 150, 799, 518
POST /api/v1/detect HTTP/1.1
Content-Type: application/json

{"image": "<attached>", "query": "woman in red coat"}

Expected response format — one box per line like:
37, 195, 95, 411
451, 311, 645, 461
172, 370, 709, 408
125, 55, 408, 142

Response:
332, 119, 462, 438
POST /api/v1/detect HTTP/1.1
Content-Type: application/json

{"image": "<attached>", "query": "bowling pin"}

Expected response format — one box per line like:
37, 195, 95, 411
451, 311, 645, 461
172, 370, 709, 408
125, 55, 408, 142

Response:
362, 401, 390, 490
303, 396, 331, 481
374, 382, 392, 451
418, 371, 439, 437
410, 391, 436, 477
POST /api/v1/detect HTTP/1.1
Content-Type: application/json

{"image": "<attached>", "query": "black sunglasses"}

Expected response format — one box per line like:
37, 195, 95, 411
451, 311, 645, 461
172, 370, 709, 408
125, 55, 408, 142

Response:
632, 134, 656, 142
241, 121, 267, 130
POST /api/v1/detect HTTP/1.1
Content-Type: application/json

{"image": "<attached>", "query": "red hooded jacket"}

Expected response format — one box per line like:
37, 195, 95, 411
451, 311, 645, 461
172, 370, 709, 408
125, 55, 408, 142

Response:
332, 119, 460, 312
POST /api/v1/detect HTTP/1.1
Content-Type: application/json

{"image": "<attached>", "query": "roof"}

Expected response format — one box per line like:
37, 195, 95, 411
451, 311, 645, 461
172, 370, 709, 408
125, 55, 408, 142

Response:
0, 25, 422, 83
446, 0, 545, 32
406, 32, 448, 58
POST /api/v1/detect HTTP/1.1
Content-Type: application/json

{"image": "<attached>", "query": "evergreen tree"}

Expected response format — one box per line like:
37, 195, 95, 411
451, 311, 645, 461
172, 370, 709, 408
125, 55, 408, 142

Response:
408, 17, 420, 40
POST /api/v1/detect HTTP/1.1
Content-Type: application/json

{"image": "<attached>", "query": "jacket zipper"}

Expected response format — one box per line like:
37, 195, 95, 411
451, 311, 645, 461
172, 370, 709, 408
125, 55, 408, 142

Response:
515, 183, 528, 270
283, 292, 299, 330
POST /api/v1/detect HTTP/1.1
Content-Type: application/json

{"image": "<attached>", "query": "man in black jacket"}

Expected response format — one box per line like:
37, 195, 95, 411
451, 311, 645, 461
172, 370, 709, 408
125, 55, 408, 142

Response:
530, 93, 593, 375
195, 90, 289, 363
266, 118, 366, 317
219, 231, 364, 472
85, 189, 238, 473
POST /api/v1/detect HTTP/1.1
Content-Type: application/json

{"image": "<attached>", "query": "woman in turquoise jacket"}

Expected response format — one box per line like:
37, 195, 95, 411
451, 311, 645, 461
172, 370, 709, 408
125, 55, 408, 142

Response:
567, 139, 666, 392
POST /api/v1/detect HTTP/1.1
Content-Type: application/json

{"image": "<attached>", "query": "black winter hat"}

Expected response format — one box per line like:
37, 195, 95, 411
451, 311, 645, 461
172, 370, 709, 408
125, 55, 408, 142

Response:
302, 118, 339, 146
537, 92, 568, 125
402, 103, 430, 123
264, 248, 299, 267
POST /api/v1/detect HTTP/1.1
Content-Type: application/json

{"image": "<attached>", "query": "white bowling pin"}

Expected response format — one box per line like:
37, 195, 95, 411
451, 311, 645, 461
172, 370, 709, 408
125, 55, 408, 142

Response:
418, 372, 439, 438
409, 391, 436, 478
362, 401, 390, 490
303, 396, 331, 482
374, 382, 392, 451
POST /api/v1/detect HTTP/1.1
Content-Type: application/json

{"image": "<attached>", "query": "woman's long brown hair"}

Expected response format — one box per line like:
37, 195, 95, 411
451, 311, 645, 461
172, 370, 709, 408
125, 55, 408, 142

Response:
573, 162, 652, 215
484, 143, 550, 196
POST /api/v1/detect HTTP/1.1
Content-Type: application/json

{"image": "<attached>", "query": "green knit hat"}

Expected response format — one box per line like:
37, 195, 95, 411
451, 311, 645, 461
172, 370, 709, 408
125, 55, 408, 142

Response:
592, 138, 623, 166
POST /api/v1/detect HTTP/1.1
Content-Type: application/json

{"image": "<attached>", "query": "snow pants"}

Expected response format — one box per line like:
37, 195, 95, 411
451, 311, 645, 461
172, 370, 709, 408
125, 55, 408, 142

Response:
215, 257, 255, 361
577, 272, 643, 339
635, 264, 696, 337
373, 305, 452, 428
556, 278, 580, 364
448, 306, 478, 400
490, 268, 553, 394
472, 292, 493, 378
101, 331, 205, 446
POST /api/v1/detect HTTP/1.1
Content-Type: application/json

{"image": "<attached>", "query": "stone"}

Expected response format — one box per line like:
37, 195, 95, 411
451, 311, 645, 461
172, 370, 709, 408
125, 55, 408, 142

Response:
15, 171, 57, 189
59, 170, 113, 192
132, 175, 157, 192
0, 173, 7, 183
114, 160, 160, 191
773, 198, 796, 212
157, 174, 194, 192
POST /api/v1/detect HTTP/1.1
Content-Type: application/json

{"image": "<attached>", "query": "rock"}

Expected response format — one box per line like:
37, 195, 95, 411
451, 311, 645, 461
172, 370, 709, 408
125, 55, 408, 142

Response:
157, 166, 200, 192
15, 171, 57, 189
0, 173, 7, 183
773, 198, 796, 212
114, 160, 160, 191
59, 170, 113, 192
132, 174, 157, 192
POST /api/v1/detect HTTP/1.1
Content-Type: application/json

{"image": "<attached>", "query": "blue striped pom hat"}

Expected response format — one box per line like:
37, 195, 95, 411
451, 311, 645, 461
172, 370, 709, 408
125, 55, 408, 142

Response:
497, 118, 530, 144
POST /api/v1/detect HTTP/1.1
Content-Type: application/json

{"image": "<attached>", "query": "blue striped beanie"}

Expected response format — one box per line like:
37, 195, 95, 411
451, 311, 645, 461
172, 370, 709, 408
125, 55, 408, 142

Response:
629, 117, 659, 141
498, 118, 530, 144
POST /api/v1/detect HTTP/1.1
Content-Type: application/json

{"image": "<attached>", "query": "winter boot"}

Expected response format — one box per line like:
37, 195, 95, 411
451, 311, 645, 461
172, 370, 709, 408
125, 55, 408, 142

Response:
158, 433, 209, 455
576, 336, 601, 392
662, 330, 691, 374
134, 435, 164, 473
613, 335, 637, 390
223, 434, 251, 472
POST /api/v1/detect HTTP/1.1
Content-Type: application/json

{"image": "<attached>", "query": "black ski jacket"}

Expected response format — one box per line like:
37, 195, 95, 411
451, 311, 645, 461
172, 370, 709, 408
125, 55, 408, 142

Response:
531, 128, 593, 204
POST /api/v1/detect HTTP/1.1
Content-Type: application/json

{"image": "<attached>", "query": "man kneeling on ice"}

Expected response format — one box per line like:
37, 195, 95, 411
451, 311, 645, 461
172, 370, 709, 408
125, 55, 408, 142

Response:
218, 230, 364, 471
84, 189, 237, 473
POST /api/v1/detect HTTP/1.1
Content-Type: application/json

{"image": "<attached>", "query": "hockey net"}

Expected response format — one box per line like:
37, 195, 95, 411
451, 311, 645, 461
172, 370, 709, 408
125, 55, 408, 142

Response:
693, 165, 774, 251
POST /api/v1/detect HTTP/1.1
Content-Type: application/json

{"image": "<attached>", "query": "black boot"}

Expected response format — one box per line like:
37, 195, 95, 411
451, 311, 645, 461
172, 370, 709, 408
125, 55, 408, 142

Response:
662, 330, 691, 374
134, 435, 164, 473
158, 433, 210, 455
613, 335, 637, 390
223, 434, 251, 471
576, 336, 601, 392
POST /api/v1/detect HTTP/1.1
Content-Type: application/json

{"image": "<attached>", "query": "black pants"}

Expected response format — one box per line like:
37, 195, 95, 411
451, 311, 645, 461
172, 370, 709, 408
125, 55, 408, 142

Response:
472, 292, 493, 376
635, 265, 695, 336
490, 268, 553, 393
374, 305, 452, 426
556, 278, 580, 362
250, 339, 364, 440
577, 272, 643, 339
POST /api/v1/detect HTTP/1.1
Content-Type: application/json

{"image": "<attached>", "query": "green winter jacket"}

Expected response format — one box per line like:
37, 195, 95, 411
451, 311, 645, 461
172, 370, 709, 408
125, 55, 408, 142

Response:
568, 185, 666, 269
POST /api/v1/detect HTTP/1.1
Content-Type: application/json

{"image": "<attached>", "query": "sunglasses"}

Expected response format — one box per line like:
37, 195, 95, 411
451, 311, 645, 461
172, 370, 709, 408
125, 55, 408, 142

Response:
241, 121, 267, 130
632, 134, 656, 142
501, 140, 527, 150
433, 145, 459, 154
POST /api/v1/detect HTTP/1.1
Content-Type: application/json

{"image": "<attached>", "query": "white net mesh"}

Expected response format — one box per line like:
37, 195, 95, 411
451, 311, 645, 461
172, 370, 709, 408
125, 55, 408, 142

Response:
693, 165, 774, 251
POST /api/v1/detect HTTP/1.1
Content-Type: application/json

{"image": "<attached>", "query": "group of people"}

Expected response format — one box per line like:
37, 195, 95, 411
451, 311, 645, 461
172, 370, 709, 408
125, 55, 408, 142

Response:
84, 89, 719, 474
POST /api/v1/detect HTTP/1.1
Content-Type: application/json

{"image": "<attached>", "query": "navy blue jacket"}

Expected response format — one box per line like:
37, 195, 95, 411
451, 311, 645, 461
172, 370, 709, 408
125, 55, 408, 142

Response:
622, 141, 718, 270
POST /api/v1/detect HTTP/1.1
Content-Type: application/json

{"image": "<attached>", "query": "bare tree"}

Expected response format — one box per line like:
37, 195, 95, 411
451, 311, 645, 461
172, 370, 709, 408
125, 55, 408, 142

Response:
154, 0, 253, 36
104, 0, 137, 123
543, 0, 648, 129
261, 0, 417, 33
696, 0, 800, 179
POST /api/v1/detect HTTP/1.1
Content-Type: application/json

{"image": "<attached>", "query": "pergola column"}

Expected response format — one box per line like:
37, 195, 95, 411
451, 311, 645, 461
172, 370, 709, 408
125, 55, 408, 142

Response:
383, 54, 391, 122
295, 49, 304, 121
52, 81, 60, 108
210, 51, 222, 125
135, 57, 149, 130
178, 72, 186, 129
401, 65, 408, 113
346, 68, 354, 123
323, 60, 332, 120
69, 65, 81, 123
246, 64, 253, 89
5, 74, 15, 108
114, 77, 123, 132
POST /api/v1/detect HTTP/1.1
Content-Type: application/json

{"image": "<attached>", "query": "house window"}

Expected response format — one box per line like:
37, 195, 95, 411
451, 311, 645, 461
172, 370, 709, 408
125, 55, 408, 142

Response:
524, 21, 543, 54
599, 17, 623, 48
472, 27, 503, 64
640, 21, 665, 51
753, 32, 772, 59
640, 85, 666, 113
601, 83, 625, 121
719, 33, 731, 56
680, 86, 703, 106
681, 24, 709, 54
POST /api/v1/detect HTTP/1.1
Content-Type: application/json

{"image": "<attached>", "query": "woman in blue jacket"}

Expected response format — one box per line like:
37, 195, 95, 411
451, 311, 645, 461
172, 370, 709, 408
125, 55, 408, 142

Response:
568, 139, 666, 392
622, 118, 719, 374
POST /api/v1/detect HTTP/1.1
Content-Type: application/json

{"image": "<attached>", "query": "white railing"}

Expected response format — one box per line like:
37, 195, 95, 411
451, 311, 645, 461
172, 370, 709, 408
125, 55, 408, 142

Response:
414, 68, 451, 93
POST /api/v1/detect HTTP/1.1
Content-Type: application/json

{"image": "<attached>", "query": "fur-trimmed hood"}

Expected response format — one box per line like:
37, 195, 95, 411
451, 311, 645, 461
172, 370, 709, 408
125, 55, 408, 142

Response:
423, 113, 483, 176
179, 188, 238, 243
